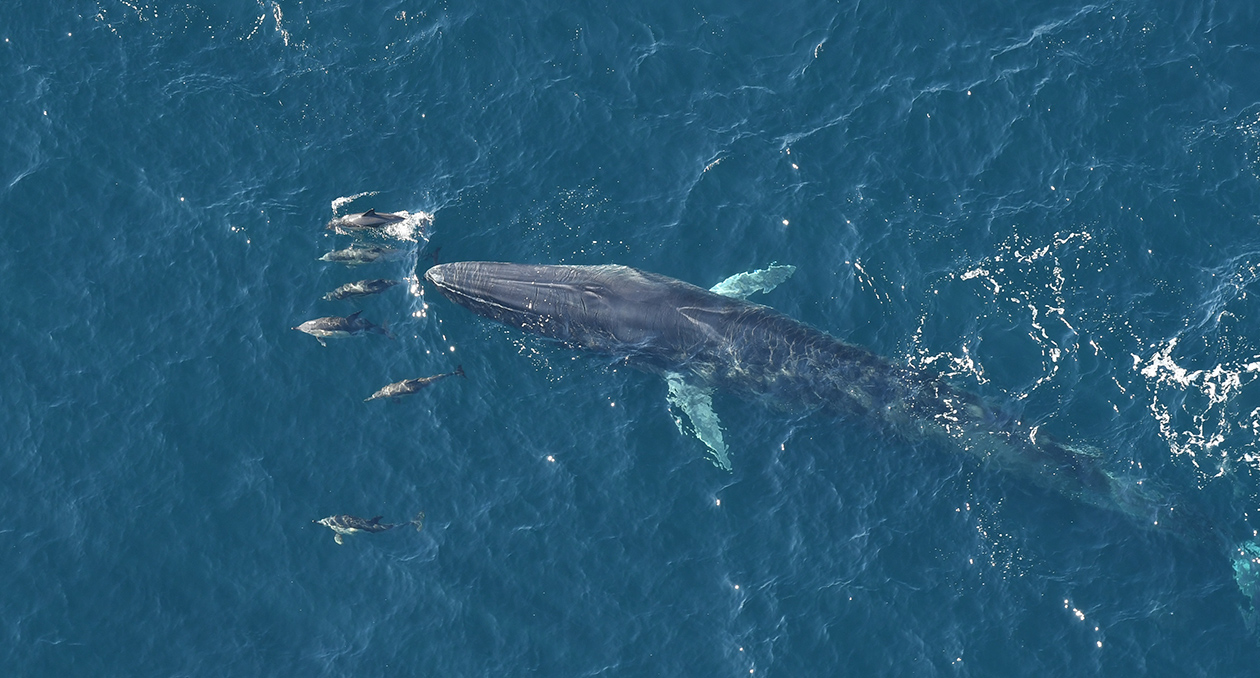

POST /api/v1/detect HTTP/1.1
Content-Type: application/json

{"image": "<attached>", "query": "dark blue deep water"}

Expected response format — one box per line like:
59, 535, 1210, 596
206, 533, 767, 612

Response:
7, 1, 1260, 675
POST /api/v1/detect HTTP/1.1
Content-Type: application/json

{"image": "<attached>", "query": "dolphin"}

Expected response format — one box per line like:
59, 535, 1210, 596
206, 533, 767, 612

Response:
424, 261, 1210, 541
323, 278, 402, 301
365, 366, 466, 402
314, 512, 425, 545
293, 310, 393, 346
319, 244, 405, 265
326, 208, 407, 232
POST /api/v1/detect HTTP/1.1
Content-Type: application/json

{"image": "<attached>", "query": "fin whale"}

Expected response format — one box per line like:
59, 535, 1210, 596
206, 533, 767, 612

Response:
424, 261, 1210, 540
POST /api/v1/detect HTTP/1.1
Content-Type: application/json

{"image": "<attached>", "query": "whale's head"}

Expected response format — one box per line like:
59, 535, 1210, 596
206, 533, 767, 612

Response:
425, 262, 719, 357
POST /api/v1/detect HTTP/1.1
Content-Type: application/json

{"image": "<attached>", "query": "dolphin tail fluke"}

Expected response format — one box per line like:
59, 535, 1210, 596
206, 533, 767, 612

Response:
411, 511, 426, 532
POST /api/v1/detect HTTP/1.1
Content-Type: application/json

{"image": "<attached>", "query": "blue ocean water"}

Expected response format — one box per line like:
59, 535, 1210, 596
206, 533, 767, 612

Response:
6, 0, 1260, 674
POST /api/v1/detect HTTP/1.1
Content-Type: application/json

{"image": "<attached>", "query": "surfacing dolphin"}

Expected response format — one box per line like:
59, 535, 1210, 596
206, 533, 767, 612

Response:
365, 366, 466, 402
326, 208, 406, 232
314, 512, 425, 545
424, 261, 1212, 541
293, 310, 393, 346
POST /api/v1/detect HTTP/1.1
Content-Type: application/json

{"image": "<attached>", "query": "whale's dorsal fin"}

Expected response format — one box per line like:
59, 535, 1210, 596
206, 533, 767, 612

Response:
347, 310, 363, 321
364, 208, 378, 216
369, 516, 383, 524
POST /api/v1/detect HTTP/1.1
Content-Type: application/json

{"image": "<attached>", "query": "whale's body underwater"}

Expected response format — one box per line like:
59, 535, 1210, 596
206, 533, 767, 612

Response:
425, 261, 1209, 538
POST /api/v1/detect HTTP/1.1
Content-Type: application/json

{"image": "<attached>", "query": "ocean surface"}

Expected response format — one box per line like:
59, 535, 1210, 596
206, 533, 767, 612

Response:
7, 0, 1260, 675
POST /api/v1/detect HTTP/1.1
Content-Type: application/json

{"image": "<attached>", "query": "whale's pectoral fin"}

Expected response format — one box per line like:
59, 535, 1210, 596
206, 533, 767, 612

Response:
658, 262, 796, 469
665, 372, 731, 471
334, 534, 344, 545
709, 263, 797, 299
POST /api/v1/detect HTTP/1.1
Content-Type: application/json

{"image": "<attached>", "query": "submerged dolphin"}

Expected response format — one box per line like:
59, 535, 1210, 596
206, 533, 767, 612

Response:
293, 310, 393, 346
365, 366, 465, 402
314, 512, 425, 545
424, 261, 1209, 540
323, 278, 402, 301
319, 244, 405, 265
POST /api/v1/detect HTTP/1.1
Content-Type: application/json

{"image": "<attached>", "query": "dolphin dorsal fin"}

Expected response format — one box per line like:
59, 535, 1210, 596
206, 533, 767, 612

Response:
364, 208, 377, 216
